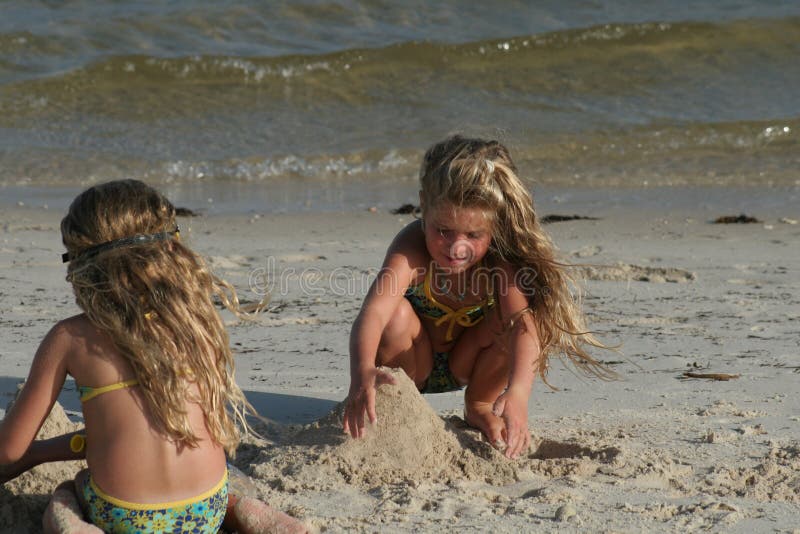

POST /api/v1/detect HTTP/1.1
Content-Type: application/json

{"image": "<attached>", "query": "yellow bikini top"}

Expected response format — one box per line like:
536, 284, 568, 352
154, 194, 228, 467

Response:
70, 379, 140, 453
405, 265, 495, 342
78, 379, 139, 403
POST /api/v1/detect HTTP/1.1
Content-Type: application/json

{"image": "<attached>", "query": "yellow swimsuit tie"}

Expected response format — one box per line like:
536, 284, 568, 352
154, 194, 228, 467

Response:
423, 269, 490, 342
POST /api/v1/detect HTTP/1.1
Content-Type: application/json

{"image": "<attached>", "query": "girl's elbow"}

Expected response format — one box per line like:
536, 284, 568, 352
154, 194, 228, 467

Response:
0, 433, 30, 465
0, 446, 24, 465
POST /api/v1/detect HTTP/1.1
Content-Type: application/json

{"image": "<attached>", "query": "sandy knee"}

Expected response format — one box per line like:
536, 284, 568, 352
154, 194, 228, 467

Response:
43, 478, 101, 534
233, 497, 310, 534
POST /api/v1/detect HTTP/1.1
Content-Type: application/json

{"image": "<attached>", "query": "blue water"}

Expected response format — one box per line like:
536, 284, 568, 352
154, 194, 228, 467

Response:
1, 1, 799, 210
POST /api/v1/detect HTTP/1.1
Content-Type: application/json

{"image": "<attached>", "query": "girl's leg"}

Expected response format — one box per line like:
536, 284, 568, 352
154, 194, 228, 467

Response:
447, 312, 499, 385
226, 496, 309, 534
376, 298, 434, 388
463, 345, 512, 447
449, 315, 513, 445
43, 475, 102, 534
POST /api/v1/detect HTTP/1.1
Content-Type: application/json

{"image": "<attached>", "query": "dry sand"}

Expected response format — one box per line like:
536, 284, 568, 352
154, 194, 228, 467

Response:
1, 195, 798, 533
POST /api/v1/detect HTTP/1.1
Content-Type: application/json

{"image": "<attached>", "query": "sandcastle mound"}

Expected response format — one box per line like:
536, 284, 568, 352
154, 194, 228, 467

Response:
243, 368, 518, 490
326, 369, 468, 482
1, 386, 85, 533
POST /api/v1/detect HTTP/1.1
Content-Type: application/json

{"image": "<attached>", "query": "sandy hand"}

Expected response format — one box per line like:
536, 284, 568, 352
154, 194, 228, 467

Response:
343, 367, 397, 438
492, 390, 531, 459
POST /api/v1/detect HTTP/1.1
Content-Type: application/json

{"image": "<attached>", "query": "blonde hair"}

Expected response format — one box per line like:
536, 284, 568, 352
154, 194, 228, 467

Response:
61, 179, 252, 455
420, 135, 614, 383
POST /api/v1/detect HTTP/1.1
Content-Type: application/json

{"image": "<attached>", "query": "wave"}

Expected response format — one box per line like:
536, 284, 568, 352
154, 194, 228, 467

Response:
1, 17, 798, 188
1, 116, 797, 188
3, 17, 799, 85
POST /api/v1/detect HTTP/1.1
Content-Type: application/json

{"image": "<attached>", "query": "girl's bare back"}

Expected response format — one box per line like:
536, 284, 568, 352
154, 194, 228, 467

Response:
59, 314, 227, 503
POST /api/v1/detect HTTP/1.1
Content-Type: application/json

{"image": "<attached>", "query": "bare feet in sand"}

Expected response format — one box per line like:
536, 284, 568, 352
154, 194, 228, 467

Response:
464, 401, 507, 451
42, 481, 102, 534
226, 495, 310, 534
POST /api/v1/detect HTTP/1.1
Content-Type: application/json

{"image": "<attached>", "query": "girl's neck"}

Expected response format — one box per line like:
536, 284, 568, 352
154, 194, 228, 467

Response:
431, 263, 479, 302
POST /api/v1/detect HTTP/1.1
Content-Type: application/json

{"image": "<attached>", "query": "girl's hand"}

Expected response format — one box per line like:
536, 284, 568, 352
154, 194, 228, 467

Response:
492, 388, 531, 459
343, 368, 397, 439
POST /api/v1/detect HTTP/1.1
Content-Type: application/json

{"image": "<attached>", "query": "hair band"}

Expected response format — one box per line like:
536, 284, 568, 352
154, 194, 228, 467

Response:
62, 227, 180, 263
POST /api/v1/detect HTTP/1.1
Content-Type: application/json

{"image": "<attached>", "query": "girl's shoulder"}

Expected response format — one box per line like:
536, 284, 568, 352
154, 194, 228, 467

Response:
52, 313, 106, 347
386, 219, 429, 267
391, 218, 424, 243
53, 314, 129, 377
56, 312, 92, 330
45, 314, 90, 347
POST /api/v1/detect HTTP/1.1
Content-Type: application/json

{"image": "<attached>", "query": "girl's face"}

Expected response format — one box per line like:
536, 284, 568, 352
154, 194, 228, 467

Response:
423, 203, 493, 273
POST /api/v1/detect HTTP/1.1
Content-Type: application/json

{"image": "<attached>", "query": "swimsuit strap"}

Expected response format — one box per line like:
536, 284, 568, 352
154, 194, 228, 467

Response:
422, 266, 493, 342
79, 378, 139, 403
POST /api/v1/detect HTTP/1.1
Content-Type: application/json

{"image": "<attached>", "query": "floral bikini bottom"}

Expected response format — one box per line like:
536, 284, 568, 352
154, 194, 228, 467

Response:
80, 470, 228, 533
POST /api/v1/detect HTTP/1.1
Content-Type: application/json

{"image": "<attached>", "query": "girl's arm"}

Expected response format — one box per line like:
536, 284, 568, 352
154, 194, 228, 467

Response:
0, 322, 72, 469
1, 430, 86, 484
344, 224, 425, 438
492, 263, 541, 459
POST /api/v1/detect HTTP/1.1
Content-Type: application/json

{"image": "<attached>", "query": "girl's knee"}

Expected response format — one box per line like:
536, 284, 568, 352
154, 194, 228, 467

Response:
381, 299, 419, 342
43, 477, 101, 534
378, 300, 425, 364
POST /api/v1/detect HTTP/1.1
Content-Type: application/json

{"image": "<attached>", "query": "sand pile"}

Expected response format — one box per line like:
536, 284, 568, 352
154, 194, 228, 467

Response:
323, 369, 478, 484
243, 368, 518, 490
1, 385, 85, 533
701, 442, 800, 503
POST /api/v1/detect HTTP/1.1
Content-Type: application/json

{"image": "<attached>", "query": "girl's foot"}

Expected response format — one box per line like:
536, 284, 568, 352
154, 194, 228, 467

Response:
464, 401, 507, 451
231, 496, 309, 534
42, 481, 103, 534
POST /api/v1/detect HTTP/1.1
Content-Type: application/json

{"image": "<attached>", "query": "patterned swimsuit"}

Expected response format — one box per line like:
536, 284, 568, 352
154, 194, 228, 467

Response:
404, 265, 495, 393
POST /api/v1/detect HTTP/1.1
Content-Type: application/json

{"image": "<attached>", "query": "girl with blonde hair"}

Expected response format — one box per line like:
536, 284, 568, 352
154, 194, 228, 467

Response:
0, 180, 254, 532
344, 135, 611, 459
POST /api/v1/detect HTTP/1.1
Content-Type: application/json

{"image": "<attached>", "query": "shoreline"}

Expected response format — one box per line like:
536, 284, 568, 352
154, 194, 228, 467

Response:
1, 182, 799, 217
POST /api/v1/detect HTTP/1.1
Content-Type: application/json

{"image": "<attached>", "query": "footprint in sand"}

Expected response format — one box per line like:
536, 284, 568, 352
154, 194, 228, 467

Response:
208, 254, 255, 271
577, 262, 696, 283
275, 254, 328, 263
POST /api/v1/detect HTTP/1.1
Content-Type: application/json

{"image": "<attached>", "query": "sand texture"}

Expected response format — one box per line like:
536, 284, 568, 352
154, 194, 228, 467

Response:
2, 389, 85, 532
1, 196, 799, 532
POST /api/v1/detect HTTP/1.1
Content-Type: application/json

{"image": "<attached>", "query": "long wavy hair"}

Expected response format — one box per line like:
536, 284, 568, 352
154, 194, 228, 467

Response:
420, 135, 614, 383
61, 179, 252, 455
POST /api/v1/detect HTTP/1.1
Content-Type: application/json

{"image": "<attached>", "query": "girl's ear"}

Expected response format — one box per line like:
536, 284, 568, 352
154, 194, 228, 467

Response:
418, 191, 424, 210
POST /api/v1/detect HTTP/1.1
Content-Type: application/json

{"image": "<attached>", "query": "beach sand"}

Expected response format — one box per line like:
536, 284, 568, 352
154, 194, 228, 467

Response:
1, 196, 798, 532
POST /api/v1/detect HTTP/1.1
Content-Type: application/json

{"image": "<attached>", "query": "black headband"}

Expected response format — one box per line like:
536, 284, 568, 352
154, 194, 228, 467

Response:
62, 227, 180, 263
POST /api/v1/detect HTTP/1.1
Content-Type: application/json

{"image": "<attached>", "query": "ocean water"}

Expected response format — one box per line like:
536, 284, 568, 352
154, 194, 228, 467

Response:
1, 1, 799, 211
